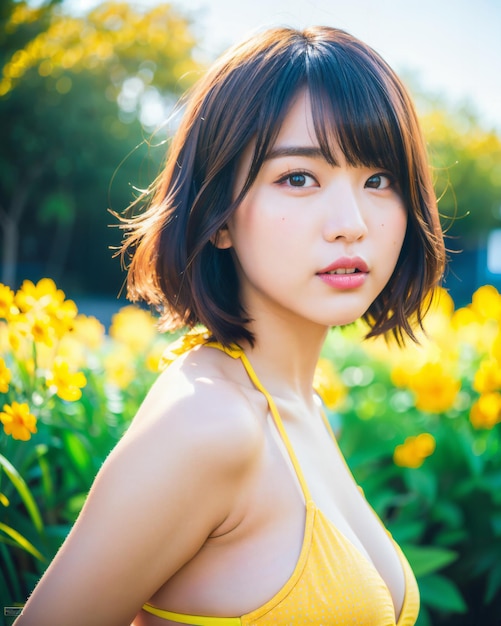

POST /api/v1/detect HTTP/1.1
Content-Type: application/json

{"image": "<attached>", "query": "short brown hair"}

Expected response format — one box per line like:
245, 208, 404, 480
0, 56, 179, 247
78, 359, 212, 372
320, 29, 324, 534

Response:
119, 26, 445, 346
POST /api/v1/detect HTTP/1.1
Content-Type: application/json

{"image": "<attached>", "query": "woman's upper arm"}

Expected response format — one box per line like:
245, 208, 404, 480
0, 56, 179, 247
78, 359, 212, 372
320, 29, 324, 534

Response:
16, 379, 260, 626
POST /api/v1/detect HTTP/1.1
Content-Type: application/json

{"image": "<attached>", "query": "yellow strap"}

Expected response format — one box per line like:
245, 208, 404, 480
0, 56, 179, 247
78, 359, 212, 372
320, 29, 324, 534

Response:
142, 602, 241, 625
161, 333, 314, 501
159, 328, 211, 370
206, 342, 314, 503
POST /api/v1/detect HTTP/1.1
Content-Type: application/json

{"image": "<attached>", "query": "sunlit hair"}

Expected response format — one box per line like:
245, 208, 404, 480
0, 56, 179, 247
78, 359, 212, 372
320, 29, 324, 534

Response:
119, 26, 445, 346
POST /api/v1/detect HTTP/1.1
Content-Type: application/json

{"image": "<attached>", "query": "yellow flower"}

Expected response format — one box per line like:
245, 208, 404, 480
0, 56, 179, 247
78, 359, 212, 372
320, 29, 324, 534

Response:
145, 340, 169, 373
473, 358, 501, 394
451, 287, 500, 354
492, 331, 501, 364
0, 283, 16, 320
104, 346, 136, 389
110, 306, 158, 353
29, 312, 56, 347
49, 315, 105, 370
469, 393, 501, 429
49, 298, 78, 339
7, 309, 56, 349
427, 287, 455, 318
46, 358, 87, 401
15, 278, 61, 313
0, 357, 11, 392
313, 358, 346, 410
53, 336, 86, 370
407, 362, 461, 413
15, 278, 77, 340
393, 433, 436, 468
0, 402, 37, 441
450, 307, 487, 352
391, 364, 412, 388
417, 288, 456, 343
470, 285, 501, 322
6, 319, 29, 355
71, 314, 105, 350
451, 306, 478, 328
0, 321, 9, 353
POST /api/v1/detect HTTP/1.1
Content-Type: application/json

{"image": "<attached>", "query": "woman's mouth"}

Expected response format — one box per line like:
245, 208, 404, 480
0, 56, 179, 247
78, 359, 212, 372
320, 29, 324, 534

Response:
317, 257, 368, 288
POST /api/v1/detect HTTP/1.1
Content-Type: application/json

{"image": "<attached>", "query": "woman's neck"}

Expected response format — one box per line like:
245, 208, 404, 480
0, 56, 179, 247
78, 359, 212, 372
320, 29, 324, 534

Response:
241, 313, 329, 405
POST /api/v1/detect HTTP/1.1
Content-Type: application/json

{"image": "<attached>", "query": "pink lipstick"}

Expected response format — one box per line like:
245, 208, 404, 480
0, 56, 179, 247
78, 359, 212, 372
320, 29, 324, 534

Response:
316, 256, 369, 289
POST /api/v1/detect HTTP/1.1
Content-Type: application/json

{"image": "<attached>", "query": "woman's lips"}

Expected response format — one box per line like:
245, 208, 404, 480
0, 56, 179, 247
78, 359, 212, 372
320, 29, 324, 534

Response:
317, 256, 369, 289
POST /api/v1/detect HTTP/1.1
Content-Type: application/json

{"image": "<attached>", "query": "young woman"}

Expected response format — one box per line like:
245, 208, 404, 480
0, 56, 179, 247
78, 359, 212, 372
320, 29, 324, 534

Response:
16, 26, 445, 626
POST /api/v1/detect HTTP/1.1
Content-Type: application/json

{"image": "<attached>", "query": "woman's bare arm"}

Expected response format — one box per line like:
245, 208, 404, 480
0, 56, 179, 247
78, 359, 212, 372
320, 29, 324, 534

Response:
15, 371, 261, 626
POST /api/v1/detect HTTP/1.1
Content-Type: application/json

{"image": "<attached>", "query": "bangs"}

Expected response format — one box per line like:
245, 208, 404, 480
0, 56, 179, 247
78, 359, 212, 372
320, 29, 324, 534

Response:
238, 35, 410, 199
306, 50, 409, 182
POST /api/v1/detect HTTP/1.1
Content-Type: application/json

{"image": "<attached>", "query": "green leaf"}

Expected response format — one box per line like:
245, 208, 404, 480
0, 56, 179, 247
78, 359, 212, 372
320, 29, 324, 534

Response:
432, 500, 463, 529
433, 529, 467, 547
38, 191, 75, 224
35, 444, 54, 507
491, 513, 501, 536
61, 430, 93, 483
419, 574, 467, 613
62, 493, 87, 521
388, 521, 426, 545
415, 604, 432, 626
402, 545, 458, 577
404, 468, 437, 506
483, 470, 501, 491
485, 563, 501, 604
0, 541, 21, 603
0, 454, 44, 533
0, 522, 46, 563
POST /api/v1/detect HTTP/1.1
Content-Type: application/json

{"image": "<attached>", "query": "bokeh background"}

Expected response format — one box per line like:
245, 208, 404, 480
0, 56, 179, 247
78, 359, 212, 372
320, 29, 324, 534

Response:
1, 2, 501, 625
1, 0, 501, 321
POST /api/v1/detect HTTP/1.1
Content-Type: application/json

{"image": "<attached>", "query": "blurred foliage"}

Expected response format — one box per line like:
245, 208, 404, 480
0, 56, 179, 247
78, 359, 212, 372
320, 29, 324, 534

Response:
0, 2, 500, 303
421, 107, 501, 244
1, 1, 500, 302
1, 278, 501, 624
0, 0, 201, 293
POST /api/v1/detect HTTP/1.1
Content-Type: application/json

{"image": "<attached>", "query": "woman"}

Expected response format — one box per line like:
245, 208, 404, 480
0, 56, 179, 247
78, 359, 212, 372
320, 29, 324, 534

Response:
17, 26, 445, 626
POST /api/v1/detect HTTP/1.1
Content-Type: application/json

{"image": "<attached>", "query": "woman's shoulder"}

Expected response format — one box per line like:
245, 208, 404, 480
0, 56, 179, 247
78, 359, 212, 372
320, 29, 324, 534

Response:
125, 343, 265, 469
94, 342, 265, 540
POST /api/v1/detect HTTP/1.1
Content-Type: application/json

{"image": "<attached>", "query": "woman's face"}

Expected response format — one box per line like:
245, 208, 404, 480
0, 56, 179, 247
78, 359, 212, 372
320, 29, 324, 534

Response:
217, 89, 408, 332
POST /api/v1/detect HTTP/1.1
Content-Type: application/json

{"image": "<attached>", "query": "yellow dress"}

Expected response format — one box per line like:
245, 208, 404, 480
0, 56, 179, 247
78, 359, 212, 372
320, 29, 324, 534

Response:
143, 336, 420, 625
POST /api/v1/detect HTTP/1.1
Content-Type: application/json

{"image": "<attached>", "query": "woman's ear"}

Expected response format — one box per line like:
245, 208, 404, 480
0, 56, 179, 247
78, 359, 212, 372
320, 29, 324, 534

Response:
212, 226, 233, 249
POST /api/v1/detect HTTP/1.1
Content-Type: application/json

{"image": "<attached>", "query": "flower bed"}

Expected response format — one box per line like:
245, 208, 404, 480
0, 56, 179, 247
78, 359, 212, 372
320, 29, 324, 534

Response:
1, 279, 500, 624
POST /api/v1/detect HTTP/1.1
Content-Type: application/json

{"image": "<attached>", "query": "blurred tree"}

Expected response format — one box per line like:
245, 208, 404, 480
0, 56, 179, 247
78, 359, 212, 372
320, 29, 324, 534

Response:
0, 0, 201, 294
416, 102, 501, 304
420, 106, 501, 245
2, 3, 500, 300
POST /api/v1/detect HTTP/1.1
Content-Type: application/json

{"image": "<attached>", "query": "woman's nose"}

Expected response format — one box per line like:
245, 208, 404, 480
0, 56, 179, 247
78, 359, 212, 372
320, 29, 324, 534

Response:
322, 180, 368, 243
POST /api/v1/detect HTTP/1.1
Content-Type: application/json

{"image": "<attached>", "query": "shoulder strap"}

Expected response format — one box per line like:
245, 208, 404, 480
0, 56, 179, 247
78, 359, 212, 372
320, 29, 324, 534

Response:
206, 342, 314, 503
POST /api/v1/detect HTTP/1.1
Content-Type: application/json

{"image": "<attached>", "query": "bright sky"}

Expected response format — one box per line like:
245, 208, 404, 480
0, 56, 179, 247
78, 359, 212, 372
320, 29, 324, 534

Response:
185, 0, 501, 131
66, 0, 501, 131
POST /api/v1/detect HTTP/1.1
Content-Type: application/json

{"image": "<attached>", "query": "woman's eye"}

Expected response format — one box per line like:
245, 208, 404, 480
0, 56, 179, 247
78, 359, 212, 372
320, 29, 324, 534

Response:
278, 172, 316, 188
365, 173, 394, 190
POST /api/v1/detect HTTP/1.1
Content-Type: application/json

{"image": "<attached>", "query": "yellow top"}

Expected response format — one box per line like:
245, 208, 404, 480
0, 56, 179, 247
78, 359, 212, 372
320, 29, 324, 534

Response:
143, 333, 420, 625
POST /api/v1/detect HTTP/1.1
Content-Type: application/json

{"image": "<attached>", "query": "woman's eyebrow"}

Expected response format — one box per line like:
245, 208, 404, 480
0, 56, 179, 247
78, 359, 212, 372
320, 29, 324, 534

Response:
264, 145, 324, 161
